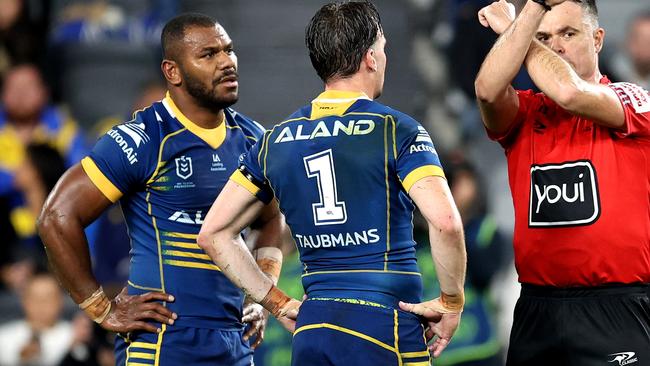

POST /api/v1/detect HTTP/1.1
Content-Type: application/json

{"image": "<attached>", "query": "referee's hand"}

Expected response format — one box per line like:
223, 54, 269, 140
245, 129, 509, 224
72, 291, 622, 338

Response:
399, 299, 461, 358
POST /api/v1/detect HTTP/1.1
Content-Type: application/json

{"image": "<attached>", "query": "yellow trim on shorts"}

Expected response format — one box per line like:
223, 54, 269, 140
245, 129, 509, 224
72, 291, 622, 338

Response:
81, 157, 123, 202
302, 269, 421, 277
403, 362, 430, 366
394, 310, 403, 366
230, 169, 261, 196
401, 165, 445, 193
293, 323, 396, 353
400, 350, 430, 358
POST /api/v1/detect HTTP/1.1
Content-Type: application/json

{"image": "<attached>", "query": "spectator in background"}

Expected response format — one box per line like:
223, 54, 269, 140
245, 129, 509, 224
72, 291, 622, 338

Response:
0, 273, 74, 366
0, 0, 49, 77
612, 11, 650, 89
435, 155, 509, 366
0, 64, 87, 242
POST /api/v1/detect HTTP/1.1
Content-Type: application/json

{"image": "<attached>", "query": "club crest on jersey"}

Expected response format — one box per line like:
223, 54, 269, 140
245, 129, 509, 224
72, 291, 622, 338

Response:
529, 160, 600, 227
175, 156, 193, 179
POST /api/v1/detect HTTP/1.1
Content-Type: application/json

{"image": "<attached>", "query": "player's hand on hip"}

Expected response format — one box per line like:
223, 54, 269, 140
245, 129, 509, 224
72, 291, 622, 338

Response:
242, 301, 268, 349
100, 287, 177, 334
399, 298, 462, 358
276, 298, 302, 333
478, 0, 516, 35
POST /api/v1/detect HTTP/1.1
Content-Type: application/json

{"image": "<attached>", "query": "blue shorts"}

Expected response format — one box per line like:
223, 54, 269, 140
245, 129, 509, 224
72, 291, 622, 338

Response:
292, 299, 431, 366
115, 325, 253, 366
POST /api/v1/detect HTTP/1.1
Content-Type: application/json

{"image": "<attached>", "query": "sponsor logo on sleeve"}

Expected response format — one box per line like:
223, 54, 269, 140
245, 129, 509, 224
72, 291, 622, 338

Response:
611, 82, 650, 114
529, 160, 600, 227
117, 122, 149, 147
409, 126, 438, 154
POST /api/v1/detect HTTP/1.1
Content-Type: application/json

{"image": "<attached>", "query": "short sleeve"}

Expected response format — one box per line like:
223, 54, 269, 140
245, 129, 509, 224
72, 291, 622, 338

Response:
609, 82, 650, 138
230, 131, 274, 204
394, 115, 445, 193
486, 89, 540, 149
82, 114, 156, 202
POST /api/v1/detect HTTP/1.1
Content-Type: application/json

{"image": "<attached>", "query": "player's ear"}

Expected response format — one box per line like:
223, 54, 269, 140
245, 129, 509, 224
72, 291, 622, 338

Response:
161, 59, 182, 86
364, 47, 378, 73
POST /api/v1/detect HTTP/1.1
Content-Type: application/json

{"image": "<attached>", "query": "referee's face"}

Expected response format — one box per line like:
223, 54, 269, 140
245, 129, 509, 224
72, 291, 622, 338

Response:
178, 24, 239, 110
535, 2, 604, 82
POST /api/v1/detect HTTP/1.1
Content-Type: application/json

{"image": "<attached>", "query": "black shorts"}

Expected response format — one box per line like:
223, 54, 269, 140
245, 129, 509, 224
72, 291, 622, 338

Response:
506, 284, 650, 366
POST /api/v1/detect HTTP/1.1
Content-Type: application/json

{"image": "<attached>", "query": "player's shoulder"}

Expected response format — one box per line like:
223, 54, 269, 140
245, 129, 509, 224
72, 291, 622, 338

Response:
226, 108, 266, 141
368, 101, 421, 127
101, 103, 166, 159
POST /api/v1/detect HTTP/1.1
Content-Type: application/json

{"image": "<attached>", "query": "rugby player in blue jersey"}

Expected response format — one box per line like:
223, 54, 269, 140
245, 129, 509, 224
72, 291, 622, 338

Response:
198, 2, 467, 365
38, 13, 286, 366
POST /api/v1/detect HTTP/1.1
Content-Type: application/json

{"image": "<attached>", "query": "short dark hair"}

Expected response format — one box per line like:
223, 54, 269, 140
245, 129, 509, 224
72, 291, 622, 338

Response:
574, 0, 599, 27
305, 1, 383, 83
161, 13, 218, 61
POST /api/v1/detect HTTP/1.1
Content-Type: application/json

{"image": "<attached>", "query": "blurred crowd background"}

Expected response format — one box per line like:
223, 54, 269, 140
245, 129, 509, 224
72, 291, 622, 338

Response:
0, 0, 648, 365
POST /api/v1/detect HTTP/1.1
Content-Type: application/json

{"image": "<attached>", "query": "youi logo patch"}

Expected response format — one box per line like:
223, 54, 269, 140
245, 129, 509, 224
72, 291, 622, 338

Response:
529, 160, 600, 227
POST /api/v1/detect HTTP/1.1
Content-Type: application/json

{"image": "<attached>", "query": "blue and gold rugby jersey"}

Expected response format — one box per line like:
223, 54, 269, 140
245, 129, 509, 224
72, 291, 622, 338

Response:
234, 90, 444, 308
81, 92, 264, 330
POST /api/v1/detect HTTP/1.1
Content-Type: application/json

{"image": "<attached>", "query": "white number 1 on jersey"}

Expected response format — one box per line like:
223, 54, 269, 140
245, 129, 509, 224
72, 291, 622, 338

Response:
303, 149, 347, 225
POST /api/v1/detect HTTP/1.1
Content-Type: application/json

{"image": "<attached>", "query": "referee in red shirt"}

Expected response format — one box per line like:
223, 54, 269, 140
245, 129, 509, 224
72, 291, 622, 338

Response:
475, 0, 650, 365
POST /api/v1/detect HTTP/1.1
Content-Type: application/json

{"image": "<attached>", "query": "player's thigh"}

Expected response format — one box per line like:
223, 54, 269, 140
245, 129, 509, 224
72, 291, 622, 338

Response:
115, 326, 253, 366
291, 300, 429, 366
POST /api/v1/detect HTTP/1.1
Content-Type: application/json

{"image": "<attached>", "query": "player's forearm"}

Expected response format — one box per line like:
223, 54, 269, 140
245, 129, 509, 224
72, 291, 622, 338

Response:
475, 2, 546, 103
524, 39, 585, 107
199, 231, 274, 301
252, 247, 283, 285
428, 221, 466, 298
38, 209, 99, 303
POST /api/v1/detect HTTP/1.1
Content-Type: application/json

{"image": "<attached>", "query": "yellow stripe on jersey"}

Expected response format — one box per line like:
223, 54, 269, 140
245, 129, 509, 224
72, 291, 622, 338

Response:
310, 90, 370, 119
230, 169, 261, 196
162, 241, 201, 250
162, 250, 211, 261
81, 157, 123, 202
129, 342, 157, 350
164, 92, 226, 149
161, 231, 198, 240
401, 165, 446, 194
163, 259, 221, 271
403, 362, 430, 366
129, 352, 155, 360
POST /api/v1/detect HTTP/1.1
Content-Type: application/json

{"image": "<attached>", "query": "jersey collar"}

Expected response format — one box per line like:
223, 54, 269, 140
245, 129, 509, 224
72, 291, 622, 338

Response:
162, 91, 226, 149
310, 90, 371, 120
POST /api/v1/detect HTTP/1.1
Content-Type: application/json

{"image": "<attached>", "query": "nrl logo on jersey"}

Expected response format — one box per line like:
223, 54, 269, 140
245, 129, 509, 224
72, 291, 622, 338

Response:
274, 119, 375, 144
175, 156, 193, 179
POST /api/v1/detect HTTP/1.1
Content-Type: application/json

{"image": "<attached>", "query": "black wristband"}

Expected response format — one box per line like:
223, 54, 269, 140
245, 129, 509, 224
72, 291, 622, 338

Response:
531, 0, 551, 11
